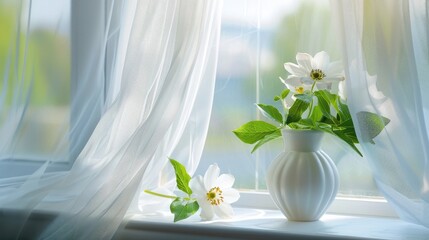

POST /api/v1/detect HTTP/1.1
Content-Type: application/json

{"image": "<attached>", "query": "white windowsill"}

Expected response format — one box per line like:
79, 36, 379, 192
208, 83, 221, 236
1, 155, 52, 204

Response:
121, 207, 429, 240
119, 191, 428, 240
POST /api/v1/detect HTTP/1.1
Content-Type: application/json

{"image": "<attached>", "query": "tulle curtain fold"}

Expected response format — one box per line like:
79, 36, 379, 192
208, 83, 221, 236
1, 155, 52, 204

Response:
333, 0, 429, 228
0, 0, 222, 239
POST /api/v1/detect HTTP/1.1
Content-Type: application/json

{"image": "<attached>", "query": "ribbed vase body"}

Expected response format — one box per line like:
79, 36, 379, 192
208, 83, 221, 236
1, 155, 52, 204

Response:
266, 129, 339, 221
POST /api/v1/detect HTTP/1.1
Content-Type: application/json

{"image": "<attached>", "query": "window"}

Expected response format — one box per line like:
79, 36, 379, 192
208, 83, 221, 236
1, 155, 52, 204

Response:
0, 0, 384, 199
0, 0, 122, 176
197, 0, 383, 200
0, 0, 71, 163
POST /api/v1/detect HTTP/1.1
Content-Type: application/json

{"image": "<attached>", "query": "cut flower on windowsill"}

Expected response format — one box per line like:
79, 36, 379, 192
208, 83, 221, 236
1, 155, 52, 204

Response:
281, 51, 344, 92
190, 164, 240, 220
145, 158, 239, 222
233, 51, 390, 156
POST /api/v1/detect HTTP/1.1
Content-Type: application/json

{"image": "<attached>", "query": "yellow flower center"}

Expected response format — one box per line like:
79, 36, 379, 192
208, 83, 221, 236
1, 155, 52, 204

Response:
206, 186, 224, 206
295, 86, 304, 94
310, 69, 326, 81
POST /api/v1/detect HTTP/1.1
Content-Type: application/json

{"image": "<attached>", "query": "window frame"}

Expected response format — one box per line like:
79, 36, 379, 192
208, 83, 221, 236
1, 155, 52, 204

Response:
235, 191, 397, 218
69, 0, 108, 162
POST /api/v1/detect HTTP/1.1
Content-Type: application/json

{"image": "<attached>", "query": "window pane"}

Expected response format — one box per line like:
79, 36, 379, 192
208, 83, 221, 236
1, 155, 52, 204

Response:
0, 0, 71, 161
198, 0, 382, 197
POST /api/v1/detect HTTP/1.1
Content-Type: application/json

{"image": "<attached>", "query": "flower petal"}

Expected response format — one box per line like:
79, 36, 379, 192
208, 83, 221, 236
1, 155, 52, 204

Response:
295, 52, 313, 72
204, 164, 220, 189
222, 188, 240, 203
284, 76, 303, 87
338, 80, 347, 99
312, 51, 329, 70
284, 62, 307, 76
315, 82, 332, 91
189, 175, 206, 196
300, 77, 314, 85
198, 198, 215, 221
213, 203, 234, 219
326, 61, 343, 77
215, 174, 234, 189
322, 77, 344, 83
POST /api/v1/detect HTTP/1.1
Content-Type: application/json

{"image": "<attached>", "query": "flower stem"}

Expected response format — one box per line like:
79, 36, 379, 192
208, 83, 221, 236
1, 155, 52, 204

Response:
308, 98, 314, 118
144, 190, 195, 201
144, 190, 177, 199
307, 81, 317, 118
310, 81, 317, 92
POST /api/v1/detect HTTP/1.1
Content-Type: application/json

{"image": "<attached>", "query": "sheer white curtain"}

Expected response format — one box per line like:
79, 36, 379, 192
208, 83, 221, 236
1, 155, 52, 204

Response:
0, 0, 222, 239
333, 0, 429, 228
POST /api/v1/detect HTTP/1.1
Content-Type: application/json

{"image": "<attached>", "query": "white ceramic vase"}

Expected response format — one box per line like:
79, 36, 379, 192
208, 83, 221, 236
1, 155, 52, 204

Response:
266, 128, 339, 221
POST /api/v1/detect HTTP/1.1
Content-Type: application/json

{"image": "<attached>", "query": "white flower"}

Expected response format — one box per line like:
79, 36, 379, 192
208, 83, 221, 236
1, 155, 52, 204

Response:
279, 79, 311, 95
189, 164, 240, 220
282, 51, 344, 91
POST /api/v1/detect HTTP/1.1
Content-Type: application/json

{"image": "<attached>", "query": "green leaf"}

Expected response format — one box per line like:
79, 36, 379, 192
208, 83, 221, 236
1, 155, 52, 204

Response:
286, 99, 310, 124
335, 96, 351, 121
257, 104, 283, 124
314, 91, 337, 123
169, 158, 193, 195
338, 118, 354, 128
281, 89, 291, 99
294, 93, 313, 103
274, 89, 290, 101
356, 111, 390, 142
337, 118, 358, 143
313, 90, 350, 122
170, 197, 199, 222
315, 90, 336, 104
251, 129, 282, 153
309, 105, 323, 122
332, 130, 363, 157
233, 121, 279, 144
289, 119, 333, 132
288, 118, 315, 130
315, 122, 333, 131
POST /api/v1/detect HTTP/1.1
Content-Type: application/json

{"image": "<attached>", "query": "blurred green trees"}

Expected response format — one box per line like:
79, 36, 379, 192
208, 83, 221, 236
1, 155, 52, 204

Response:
0, 2, 70, 107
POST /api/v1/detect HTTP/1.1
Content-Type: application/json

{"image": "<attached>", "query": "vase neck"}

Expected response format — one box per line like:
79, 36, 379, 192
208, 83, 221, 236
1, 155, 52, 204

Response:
282, 129, 324, 152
